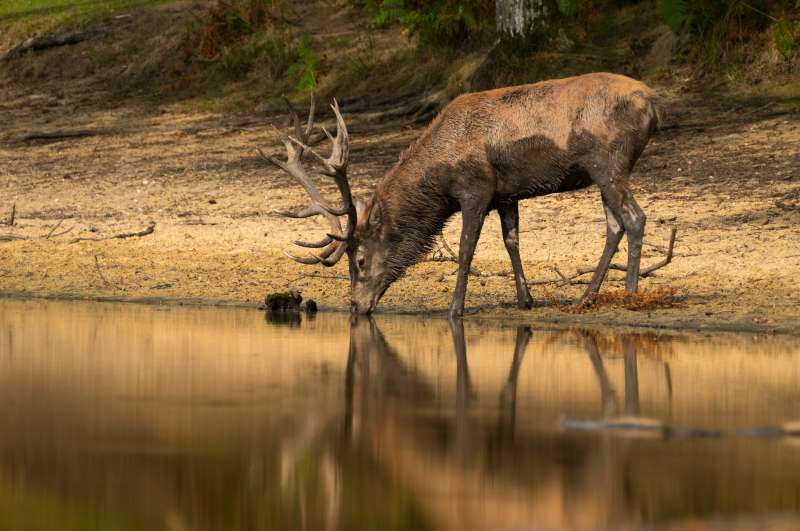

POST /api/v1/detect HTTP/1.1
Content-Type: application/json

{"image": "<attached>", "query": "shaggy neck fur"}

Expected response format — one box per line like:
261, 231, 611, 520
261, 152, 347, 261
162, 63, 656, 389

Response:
374, 146, 457, 283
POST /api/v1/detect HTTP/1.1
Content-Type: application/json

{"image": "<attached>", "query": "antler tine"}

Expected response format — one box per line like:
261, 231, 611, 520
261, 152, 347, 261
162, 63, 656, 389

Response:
305, 94, 315, 140
283, 94, 314, 145
293, 235, 334, 248
328, 99, 349, 172
263, 95, 356, 268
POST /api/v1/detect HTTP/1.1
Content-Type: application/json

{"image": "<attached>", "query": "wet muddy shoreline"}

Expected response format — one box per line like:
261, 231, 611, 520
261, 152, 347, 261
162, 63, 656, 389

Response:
2, 290, 795, 336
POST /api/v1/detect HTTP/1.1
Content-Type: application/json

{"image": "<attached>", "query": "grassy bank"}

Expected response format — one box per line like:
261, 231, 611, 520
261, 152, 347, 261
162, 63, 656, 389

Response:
0, 0, 175, 49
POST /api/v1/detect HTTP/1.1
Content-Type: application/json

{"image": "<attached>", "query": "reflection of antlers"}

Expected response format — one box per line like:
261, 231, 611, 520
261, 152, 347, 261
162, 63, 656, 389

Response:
259, 95, 355, 267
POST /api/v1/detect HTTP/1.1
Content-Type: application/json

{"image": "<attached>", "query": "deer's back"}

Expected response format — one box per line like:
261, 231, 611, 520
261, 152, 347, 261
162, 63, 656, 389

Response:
401, 73, 661, 204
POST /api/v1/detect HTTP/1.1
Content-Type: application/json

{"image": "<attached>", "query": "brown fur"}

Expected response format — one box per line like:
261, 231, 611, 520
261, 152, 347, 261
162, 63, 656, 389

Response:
351, 72, 662, 314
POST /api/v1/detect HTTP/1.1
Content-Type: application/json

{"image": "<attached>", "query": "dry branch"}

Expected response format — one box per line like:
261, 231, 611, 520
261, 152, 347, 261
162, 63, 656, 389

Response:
70, 222, 156, 244
289, 272, 349, 284
2, 31, 93, 62
19, 129, 110, 142
528, 227, 678, 287
427, 235, 483, 276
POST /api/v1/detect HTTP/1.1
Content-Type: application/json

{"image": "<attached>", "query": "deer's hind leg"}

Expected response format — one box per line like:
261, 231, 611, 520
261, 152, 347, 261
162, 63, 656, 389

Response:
578, 200, 625, 304
578, 167, 646, 304
603, 181, 646, 295
498, 202, 533, 309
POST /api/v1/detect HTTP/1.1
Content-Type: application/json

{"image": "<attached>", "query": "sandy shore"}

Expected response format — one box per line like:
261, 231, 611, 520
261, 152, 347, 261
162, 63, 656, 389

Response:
1, 74, 799, 333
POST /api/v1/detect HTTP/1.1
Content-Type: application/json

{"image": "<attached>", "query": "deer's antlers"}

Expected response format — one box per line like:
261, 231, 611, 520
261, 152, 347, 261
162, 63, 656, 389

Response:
259, 94, 356, 267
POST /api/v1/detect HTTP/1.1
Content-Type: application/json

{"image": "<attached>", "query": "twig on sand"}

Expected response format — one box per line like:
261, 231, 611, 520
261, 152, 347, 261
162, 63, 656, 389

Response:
44, 219, 64, 239
6, 204, 15, 226
70, 222, 156, 244
289, 271, 349, 283
0, 234, 28, 242
94, 255, 124, 291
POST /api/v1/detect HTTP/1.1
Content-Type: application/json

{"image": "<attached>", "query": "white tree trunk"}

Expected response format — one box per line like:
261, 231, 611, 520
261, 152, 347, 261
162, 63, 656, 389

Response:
496, 0, 547, 37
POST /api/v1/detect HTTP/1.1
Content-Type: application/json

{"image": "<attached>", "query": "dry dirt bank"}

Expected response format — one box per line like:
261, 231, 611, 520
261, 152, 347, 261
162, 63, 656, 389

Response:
1, 8, 799, 334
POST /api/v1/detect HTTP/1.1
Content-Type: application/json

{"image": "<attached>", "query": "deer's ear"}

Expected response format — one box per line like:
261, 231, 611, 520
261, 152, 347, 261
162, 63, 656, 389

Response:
355, 197, 369, 223
368, 199, 382, 228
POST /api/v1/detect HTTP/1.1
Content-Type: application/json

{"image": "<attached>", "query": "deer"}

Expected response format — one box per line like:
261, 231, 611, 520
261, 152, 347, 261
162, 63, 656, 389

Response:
261, 72, 662, 318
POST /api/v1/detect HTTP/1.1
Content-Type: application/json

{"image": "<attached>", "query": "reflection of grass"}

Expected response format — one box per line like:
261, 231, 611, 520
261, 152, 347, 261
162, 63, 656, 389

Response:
0, 479, 150, 531
0, 0, 175, 48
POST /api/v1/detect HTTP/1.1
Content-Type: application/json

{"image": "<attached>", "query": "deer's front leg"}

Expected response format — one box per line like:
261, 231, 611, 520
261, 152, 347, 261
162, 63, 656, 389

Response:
449, 207, 487, 318
498, 202, 533, 309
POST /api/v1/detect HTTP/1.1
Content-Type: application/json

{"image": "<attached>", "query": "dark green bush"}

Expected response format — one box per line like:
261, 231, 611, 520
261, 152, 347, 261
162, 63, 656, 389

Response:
660, 0, 799, 59
362, 0, 494, 47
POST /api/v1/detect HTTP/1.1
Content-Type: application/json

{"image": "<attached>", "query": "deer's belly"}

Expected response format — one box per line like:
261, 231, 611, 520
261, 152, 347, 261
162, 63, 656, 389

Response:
487, 136, 595, 201
494, 162, 594, 201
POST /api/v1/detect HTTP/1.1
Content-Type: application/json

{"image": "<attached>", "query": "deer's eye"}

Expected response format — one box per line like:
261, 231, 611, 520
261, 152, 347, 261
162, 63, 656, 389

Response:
356, 250, 366, 269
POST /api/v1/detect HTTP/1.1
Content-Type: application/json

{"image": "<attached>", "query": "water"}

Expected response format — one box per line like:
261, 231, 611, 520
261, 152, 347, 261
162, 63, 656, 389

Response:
1, 299, 799, 531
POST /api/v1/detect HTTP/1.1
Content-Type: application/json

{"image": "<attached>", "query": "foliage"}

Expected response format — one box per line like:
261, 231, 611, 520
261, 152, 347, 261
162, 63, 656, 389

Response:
189, 0, 318, 91
556, 0, 579, 18
362, 0, 493, 46
659, 0, 799, 60
284, 32, 318, 91
773, 17, 800, 57
659, 0, 686, 32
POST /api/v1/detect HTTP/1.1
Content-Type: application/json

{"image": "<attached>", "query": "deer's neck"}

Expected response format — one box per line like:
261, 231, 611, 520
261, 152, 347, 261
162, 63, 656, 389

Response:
375, 158, 457, 280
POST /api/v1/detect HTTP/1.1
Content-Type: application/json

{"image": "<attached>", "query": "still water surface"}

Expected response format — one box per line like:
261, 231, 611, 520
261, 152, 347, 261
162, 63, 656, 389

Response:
1, 299, 800, 531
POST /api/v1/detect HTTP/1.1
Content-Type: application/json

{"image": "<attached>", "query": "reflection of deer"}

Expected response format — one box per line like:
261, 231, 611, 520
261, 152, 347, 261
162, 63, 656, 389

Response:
342, 319, 652, 530
566, 330, 674, 434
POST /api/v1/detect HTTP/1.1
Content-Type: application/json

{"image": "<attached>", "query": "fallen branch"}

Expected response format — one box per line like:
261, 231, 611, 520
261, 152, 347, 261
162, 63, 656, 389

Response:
527, 228, 678, 287
18, 129, 112, 142
70, 222, 156, 244
427, 235, 483, 276
573, 227, 677, 279
94, 255, 124, 291
0, 234, 28, 242
424, 228, 677, 286
289, 272, 348, 284
2, 31, 93, 62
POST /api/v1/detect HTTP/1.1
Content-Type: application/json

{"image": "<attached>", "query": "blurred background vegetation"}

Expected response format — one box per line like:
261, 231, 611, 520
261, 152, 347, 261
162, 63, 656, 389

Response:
1, 0, 798, 110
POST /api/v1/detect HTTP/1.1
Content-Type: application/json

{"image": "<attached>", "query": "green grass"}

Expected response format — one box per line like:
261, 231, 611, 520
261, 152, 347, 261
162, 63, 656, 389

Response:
0, 0, 176, 47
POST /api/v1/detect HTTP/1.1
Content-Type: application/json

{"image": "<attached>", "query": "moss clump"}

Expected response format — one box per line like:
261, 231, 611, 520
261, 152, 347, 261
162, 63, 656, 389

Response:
304, 299, 318, 314
265, 288, 302, 313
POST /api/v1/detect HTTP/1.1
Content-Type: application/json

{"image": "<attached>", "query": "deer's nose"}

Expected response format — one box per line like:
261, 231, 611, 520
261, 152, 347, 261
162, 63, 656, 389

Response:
350, 300, 358, 314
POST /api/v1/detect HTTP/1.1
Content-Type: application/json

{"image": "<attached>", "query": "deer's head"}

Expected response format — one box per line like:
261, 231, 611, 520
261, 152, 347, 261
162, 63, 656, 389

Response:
262, 95, 391, 315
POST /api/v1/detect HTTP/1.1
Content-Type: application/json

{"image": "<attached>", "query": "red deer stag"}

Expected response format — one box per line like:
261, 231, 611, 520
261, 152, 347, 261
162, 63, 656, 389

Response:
262, 73, 662, 317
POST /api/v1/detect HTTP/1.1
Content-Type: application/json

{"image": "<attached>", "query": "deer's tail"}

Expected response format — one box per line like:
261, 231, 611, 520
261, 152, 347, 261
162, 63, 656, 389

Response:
644, 95, 665, 134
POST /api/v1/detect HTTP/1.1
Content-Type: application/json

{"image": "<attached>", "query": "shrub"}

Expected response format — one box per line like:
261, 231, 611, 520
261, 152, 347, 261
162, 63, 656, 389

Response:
659, 0, 799, 60
362, 0, 494, 47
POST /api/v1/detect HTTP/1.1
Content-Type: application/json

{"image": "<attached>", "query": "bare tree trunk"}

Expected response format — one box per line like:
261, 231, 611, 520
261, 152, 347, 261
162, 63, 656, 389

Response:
495, 0, 548, 37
